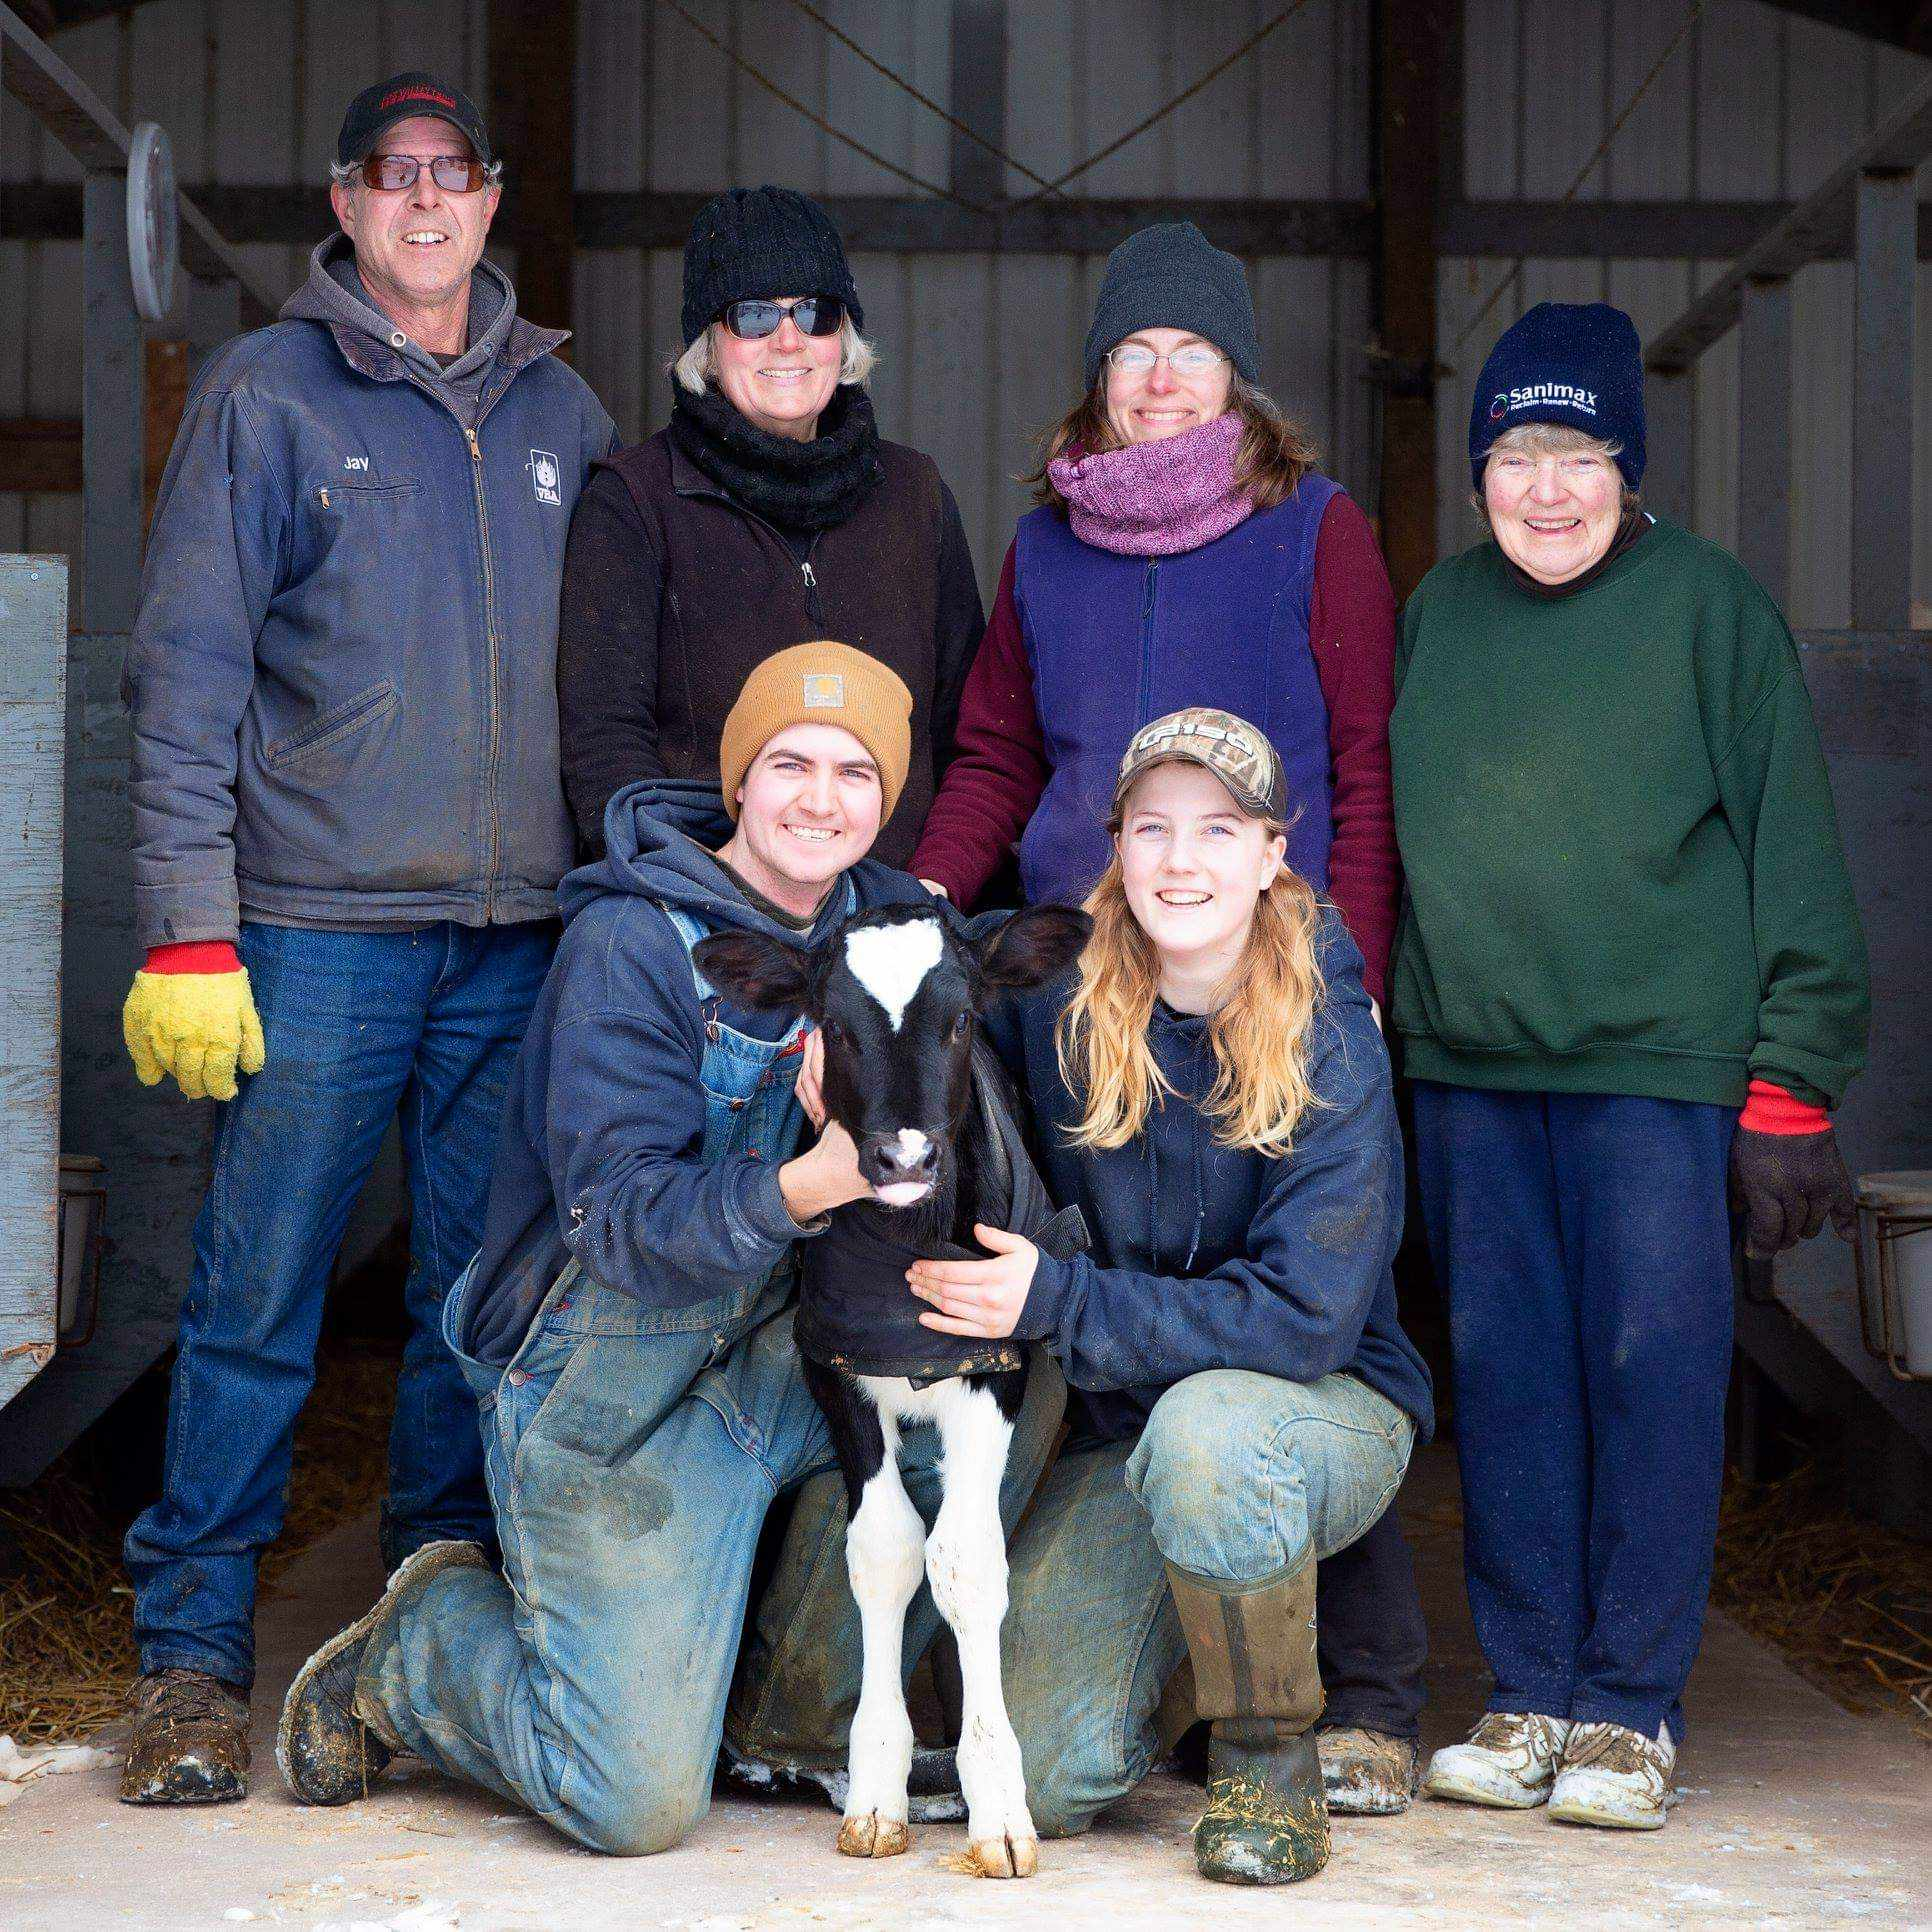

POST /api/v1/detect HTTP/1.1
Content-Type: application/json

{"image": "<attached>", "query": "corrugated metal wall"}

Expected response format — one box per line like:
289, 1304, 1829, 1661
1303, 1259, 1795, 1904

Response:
1442, 0, 1931, 626
3, 0, 1929, 617
570, 0, 1374, 587
3, 0, 1370, 597
0, 0, 489, 613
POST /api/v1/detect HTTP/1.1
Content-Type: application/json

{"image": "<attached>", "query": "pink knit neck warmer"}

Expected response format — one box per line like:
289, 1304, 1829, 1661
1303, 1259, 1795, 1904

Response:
1048, 413, 1252, 557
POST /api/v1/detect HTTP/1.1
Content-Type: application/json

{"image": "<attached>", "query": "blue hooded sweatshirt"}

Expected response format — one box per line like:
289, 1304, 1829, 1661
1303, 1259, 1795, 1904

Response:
463, 776, 937, 1364
982, 911, 1434, 1445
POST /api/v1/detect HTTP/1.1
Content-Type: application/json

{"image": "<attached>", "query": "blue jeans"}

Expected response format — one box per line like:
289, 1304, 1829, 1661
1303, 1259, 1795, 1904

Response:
125, 919, 556, 1687
735, 1365, 1413, 1836
357, 1261, 1066, 1853
1411, 1083, 1737, 1744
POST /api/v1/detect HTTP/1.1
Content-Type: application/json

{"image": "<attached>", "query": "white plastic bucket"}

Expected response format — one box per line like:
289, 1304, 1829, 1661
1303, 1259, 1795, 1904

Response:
1855, 1171, 1932, 1377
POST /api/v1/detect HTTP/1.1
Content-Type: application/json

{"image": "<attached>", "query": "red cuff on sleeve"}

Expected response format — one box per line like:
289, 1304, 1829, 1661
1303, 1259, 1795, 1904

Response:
1737, 1078, 1831, 1135
146, 941, 243, 975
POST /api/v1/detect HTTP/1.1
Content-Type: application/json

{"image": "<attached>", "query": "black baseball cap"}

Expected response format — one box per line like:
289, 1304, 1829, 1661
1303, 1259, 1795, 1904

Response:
335, 71, 493, 169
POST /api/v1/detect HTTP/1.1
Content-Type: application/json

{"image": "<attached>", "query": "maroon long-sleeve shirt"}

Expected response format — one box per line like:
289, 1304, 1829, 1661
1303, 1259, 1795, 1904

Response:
910, 492, 1403, 1003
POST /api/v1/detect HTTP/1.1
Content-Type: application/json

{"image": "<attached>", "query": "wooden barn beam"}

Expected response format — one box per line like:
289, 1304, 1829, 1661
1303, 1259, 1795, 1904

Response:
488, 0, 577, 342
949, 0, 1007, 209
0, 416, 82, 493
1753, 0, 1932, 58
1647, 67, 1932, 373
1737, 277, 1794, 608
1373, 0, 1454, 599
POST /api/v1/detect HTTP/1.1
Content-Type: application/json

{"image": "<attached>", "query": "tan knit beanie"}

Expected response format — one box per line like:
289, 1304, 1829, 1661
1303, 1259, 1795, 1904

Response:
719, 641, 914, 825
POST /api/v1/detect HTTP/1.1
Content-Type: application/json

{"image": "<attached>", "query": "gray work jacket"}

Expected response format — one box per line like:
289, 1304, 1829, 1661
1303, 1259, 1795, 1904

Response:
124, 254, 616, 946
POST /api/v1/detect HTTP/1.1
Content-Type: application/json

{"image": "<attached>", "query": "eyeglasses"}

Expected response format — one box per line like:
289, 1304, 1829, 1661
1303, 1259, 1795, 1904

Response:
358, 153, 496, 193
1105, 343, 1228, 379
720, 296, 846, 340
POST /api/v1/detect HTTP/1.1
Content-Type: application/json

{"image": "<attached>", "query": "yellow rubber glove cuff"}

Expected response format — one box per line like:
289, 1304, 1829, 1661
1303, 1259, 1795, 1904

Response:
122, 967, 267, 1102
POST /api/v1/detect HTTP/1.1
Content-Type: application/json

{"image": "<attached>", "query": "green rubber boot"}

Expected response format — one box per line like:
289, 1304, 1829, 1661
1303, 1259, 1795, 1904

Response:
1166, 1557, 1331, 1886
1195, 1719, 1330, 1884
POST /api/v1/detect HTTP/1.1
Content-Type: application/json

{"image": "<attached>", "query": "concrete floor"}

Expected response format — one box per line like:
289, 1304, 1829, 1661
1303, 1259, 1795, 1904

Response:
4, 1448, 1927, 1932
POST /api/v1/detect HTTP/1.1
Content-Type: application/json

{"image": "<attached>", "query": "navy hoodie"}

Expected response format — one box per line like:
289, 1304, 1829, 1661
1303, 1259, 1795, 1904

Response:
463, 777, 936, 1364
982, 911, 1434, 1444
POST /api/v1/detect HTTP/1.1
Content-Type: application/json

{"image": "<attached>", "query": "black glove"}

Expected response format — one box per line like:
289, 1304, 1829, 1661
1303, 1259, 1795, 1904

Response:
1728, 1124, 1857, 1259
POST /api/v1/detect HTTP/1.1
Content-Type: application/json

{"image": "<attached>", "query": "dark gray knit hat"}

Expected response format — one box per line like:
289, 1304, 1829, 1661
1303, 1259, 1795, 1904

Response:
681, 186, 863, 347
1082, 221, 1258, 387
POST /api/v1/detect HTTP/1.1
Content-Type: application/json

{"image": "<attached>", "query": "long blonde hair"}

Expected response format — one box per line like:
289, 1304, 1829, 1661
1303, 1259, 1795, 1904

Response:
1055, 815, 1328, 1158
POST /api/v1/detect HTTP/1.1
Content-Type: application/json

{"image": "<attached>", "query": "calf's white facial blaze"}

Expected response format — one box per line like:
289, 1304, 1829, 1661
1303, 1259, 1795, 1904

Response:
843, 917, 945, 1032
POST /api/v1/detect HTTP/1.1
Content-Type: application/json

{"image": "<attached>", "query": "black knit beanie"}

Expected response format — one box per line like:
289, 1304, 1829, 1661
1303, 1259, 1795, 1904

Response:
680, 186, 863, 346
1469, 301, 1646, 488
1082, 221, 1259, 387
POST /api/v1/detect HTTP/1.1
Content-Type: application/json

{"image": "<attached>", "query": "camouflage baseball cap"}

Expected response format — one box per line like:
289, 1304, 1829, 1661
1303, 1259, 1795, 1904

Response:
1113, 707, 1286, 820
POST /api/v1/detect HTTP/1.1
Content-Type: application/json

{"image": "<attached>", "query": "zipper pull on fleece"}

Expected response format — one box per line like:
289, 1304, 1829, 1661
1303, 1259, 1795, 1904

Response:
800, 560, 816, 588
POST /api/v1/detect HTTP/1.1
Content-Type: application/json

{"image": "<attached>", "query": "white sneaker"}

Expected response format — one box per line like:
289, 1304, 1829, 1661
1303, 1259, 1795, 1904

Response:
1548, 1720, 1675, 1830
1423, 1711, 1573, 1809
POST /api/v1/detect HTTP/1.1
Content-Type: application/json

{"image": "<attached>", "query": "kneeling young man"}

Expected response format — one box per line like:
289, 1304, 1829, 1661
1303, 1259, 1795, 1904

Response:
277, 643, 1059, 1852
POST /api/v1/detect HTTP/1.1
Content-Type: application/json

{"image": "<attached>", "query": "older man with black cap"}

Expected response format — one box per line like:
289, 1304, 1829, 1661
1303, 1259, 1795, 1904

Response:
117, 70, 614, 1805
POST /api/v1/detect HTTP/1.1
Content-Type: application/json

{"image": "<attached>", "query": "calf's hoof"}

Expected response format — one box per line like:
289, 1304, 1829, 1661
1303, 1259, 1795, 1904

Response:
838, 1810, 910, 1858
969, 1830, 1038, 1879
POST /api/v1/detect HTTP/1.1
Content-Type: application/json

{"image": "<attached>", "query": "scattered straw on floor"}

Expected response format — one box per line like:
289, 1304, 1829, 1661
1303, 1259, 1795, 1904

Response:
0, 1338, 400, 1747
1711, 1461, 1932, 1746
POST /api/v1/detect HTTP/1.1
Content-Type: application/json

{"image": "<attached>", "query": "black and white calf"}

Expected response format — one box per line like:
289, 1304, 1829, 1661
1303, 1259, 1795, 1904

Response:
696, 903, 1090, 1880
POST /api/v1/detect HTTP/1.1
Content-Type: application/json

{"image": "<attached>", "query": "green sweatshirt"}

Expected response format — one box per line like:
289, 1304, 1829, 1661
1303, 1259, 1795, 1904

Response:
1389, 518, 1868, 1109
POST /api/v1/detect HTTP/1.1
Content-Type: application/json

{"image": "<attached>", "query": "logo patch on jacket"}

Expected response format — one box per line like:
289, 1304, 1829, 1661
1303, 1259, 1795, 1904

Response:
528, 449, 562, 506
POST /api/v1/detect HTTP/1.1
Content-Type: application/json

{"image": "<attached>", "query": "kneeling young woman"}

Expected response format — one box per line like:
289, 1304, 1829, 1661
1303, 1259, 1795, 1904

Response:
905, 708, 1434, 1885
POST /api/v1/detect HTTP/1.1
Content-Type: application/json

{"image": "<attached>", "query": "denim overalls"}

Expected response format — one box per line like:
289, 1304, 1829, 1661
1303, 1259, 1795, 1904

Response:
369, 886, 1067, 1853
376, 893, 857, 1848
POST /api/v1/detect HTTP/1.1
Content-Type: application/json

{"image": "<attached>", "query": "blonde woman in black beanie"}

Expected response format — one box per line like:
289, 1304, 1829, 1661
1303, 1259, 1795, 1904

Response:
556, 184, 984, 872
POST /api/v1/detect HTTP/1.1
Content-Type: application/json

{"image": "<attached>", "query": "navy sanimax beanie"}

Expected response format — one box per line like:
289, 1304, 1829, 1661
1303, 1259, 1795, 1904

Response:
1469, 301, 1646, 489
1083, 221, 1259, 388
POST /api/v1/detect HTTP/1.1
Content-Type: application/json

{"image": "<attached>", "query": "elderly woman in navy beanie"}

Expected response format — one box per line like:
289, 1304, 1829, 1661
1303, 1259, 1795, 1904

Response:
555, 185, 983, 870
1394, 300, 1869, 1829
905, 218, 1432, 1818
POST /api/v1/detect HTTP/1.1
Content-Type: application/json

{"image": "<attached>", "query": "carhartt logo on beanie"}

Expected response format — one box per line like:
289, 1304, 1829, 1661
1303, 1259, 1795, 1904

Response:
1468, 301, 1646, 489
719, 643, 912, 825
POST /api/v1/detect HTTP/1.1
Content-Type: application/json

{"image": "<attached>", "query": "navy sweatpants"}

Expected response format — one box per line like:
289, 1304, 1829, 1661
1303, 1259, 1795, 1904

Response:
1411, 1084, 1737, 1745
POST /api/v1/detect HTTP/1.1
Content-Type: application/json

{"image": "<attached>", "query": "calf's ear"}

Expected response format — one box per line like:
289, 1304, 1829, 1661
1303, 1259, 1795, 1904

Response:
975, 905, 1093, 991
693, 931, 815, 1010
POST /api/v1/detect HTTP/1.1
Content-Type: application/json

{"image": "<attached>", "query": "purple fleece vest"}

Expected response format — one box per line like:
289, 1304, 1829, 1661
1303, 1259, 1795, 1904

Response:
1011, 474, 1341, 907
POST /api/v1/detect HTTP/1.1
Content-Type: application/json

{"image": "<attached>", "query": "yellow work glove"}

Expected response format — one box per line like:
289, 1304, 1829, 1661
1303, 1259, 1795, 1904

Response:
122, 967, 267, 1101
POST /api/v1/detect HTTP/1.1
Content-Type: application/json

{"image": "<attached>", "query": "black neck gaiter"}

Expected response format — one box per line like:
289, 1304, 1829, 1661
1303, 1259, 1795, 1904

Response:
668, 378, 884, 533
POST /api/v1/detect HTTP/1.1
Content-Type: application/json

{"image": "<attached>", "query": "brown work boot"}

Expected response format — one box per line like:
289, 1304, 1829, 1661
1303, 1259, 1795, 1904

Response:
279, 1539, 487, 1806
120, 1668, 250, 1804
1166, 1558, 1330, 1885
1318, 1725, 1420, 1815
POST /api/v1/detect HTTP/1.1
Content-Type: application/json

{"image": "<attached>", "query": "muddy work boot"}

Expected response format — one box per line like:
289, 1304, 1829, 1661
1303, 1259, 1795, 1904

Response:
278, 1539, 487, 1805
1166, 1558, 1330, 1886
121, 1668, 251, 1804
1318, 1725, 1420, 1815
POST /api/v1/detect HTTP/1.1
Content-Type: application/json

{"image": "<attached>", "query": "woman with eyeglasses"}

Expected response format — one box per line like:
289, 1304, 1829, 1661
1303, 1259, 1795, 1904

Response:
907, 220, 1427, 1816
556, 186, 982, 869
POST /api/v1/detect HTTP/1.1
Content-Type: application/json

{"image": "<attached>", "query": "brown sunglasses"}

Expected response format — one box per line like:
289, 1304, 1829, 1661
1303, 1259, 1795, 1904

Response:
358, 153, 496, 193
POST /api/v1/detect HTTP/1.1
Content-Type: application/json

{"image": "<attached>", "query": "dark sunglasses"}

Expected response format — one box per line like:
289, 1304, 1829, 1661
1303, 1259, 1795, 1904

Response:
719, 296, 845, 340
358, 153, 495, 193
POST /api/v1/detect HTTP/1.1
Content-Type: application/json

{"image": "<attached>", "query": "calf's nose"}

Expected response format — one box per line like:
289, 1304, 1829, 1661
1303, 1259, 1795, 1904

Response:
866, 1127, 940, 1183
